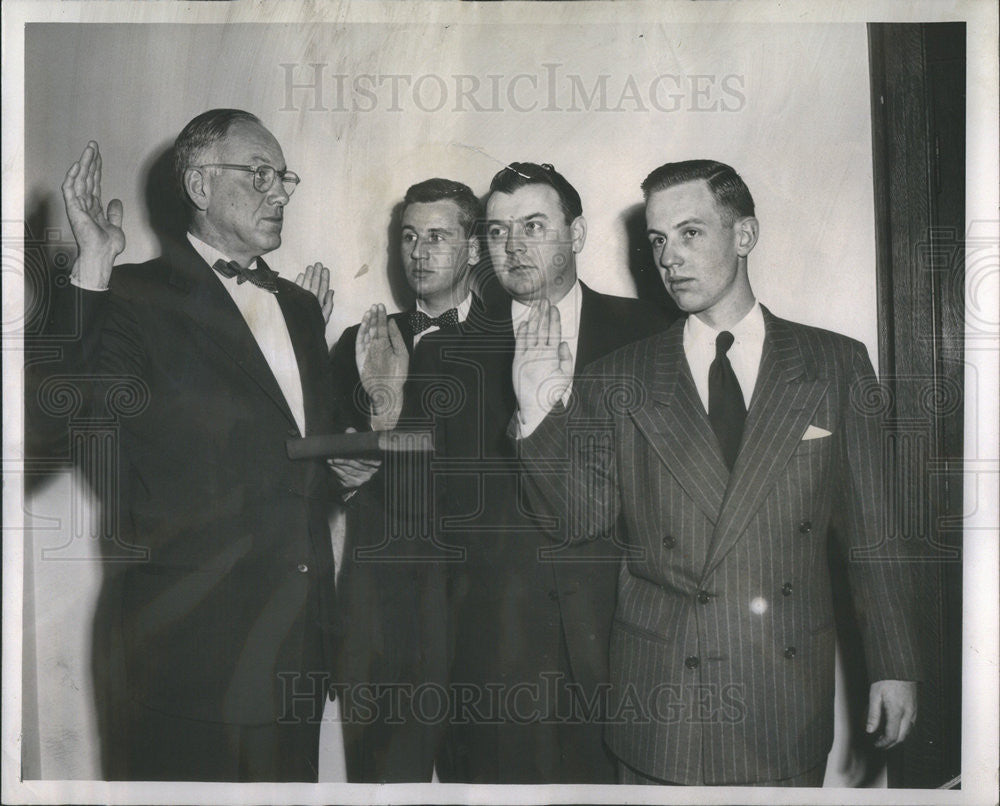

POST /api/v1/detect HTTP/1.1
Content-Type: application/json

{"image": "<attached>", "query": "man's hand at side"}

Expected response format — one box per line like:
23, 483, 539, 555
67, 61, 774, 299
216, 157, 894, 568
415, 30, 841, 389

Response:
356, 304, 409, 431
296, 262, 334, 324
866, 679, 918, 749
513, 298, 574, 434
61, 141, 125, 290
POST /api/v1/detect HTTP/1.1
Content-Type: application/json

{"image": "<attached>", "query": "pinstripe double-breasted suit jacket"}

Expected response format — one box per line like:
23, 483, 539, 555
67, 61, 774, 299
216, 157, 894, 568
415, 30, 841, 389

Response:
519, 306, 920, 785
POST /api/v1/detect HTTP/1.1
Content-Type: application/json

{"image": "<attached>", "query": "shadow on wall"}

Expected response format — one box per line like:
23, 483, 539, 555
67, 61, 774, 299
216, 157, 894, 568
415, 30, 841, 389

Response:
22, 139, 190, 779
621, 201, 681, 318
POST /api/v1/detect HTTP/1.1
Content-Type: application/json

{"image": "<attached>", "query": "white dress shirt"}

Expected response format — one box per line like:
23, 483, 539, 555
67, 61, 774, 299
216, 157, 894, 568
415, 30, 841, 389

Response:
683, 301, 766, 413
187, 233, 307, 436
513, 280, 583, 435
412, 293, 473, 347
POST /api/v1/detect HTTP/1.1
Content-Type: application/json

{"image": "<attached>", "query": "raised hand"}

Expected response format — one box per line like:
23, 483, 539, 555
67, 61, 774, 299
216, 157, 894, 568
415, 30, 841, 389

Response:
513, 298, 574, 428
355, 304, 409, 430
61, 141, 125, 289
296, 262, 334, 324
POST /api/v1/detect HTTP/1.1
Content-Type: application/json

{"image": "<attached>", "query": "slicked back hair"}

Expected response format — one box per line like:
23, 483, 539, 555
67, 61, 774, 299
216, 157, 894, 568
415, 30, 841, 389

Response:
173, 109, 263, 205
402, 178, 482, 238
641, 159, 755, 227
487, 162, 583, 224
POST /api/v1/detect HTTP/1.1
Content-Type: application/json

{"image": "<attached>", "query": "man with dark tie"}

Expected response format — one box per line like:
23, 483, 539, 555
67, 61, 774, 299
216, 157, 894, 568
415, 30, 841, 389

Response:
427, 163, 669, 783
53, 109, 368, 781
330, 178, 489, 782
513, 159, 920, 786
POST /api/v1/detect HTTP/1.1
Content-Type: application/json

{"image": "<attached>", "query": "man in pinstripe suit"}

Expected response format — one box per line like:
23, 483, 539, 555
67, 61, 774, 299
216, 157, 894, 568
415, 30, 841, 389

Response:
513, 160, 919, 786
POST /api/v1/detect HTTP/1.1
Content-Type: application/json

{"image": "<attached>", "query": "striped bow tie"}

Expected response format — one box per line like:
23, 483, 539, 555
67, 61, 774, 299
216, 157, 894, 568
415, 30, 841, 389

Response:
408, 307, 459, 334
212, 259, 279, 294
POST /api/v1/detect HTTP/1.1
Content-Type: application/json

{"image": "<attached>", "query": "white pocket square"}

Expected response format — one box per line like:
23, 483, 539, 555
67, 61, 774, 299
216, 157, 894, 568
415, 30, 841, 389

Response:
802, 425, 832, 441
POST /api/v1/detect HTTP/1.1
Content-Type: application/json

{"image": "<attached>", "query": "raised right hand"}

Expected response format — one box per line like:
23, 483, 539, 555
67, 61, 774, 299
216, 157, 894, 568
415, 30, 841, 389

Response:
513, 298, 574, 426
355, 303, 409, 430
61, 141, 125, 289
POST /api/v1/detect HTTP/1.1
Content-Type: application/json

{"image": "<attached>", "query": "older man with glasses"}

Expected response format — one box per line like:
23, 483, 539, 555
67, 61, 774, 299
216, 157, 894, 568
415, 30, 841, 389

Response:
50, 108, 374, 781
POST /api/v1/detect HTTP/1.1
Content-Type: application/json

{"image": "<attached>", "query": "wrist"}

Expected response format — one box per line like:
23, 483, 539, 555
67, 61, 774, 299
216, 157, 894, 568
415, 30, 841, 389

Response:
71, 253, 115, 291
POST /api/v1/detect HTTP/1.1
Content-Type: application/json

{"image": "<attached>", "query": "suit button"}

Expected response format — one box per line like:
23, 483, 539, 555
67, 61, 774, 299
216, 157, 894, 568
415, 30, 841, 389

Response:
547, 589, 559, 602
782, 582, 793, 596
685, 656, 700, 669
696, 590, 711, 605
798, 520, 812, 534
297, 563, 309, 573
784, 646, 797, 659
662, 535, 676, 549
288, 428, 299, 437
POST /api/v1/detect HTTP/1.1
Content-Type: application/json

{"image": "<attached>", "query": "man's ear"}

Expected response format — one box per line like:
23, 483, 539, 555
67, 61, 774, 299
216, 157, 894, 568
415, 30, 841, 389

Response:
183, 167, 210, 212
571, 215, 587, 254
467, 235, 480, 266
735, 216, 759, 257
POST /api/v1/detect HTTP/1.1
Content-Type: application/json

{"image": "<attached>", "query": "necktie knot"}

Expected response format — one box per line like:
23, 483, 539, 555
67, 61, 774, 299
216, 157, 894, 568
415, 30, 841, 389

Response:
408, 307, 460, 335
716, 330, 736, 356
213, 259, 279, 294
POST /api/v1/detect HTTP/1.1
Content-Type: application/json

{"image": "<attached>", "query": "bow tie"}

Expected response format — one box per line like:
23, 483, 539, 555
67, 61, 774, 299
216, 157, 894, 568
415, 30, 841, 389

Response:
408, 307, 460, 334
212, 259, 279, 294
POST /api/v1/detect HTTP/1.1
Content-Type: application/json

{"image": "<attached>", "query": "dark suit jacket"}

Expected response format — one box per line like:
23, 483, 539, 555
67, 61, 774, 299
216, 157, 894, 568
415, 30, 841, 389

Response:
420, 282, 668, 782
331, 299, 494, 782
60, 238, 337, 727
520, 307, 921, 784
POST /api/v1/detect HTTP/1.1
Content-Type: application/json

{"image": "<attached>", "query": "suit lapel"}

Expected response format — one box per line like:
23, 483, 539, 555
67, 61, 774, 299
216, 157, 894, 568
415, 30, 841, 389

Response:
168, 244, 298, 431
701, 309, 829, 579
275, 278, 325, 437
628, 322, 729, 523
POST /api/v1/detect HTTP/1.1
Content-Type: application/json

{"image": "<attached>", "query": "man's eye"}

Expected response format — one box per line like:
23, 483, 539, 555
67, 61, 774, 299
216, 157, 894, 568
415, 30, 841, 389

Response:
648, 235, 664, 248
402, 233, 416, 243
488, 226, 507, 239
429, 233, 444, 243
684, 229, 700, 239
525, 221, 544, 235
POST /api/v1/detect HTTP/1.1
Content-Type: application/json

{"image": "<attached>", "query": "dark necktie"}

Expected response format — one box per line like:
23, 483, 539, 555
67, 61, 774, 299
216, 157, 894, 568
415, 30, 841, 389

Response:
408, 307, 459, 335
212, 259, 279, 295
708, 330, 746, 471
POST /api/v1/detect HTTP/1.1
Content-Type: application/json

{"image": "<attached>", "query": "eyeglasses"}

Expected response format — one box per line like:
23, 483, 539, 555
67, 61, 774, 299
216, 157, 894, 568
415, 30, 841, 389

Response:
195, 164, 301, 196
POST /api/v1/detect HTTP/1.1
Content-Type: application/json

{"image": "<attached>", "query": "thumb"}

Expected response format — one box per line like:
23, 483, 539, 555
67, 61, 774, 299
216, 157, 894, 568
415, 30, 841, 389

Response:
557, 340, 573, 373
866, 687, 883, 733
387, 317, 405, 351
106, 198, 124, 229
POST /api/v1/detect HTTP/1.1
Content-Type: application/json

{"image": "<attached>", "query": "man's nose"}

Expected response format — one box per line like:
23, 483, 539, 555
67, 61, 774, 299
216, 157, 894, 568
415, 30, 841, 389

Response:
505, 226, 524, 254
658, 242, 681, 270
268, 180, 290, 206
411, 237, 427, 261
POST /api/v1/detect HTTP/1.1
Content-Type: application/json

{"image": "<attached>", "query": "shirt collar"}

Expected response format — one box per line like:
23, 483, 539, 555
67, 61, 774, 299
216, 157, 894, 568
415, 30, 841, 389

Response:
510, 280, 582, 334
415, 293, 473, 323
187, 232, 258, 274
685, 300, 764, 349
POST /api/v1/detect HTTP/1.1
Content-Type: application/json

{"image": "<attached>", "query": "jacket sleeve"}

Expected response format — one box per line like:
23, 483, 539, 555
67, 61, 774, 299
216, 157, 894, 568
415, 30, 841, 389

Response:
518, 370, 623, 546
834, 341, 923, 683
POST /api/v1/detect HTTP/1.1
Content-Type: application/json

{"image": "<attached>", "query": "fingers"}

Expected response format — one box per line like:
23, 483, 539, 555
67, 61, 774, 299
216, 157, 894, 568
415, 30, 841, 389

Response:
94, 145, 103, 203
867, 681, 918, 749
374, 304, 388, 342
865, 687, 884, 737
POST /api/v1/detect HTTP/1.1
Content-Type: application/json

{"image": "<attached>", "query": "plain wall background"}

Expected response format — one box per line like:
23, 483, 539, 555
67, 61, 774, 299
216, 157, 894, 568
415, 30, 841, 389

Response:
23, 20, 879, 781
